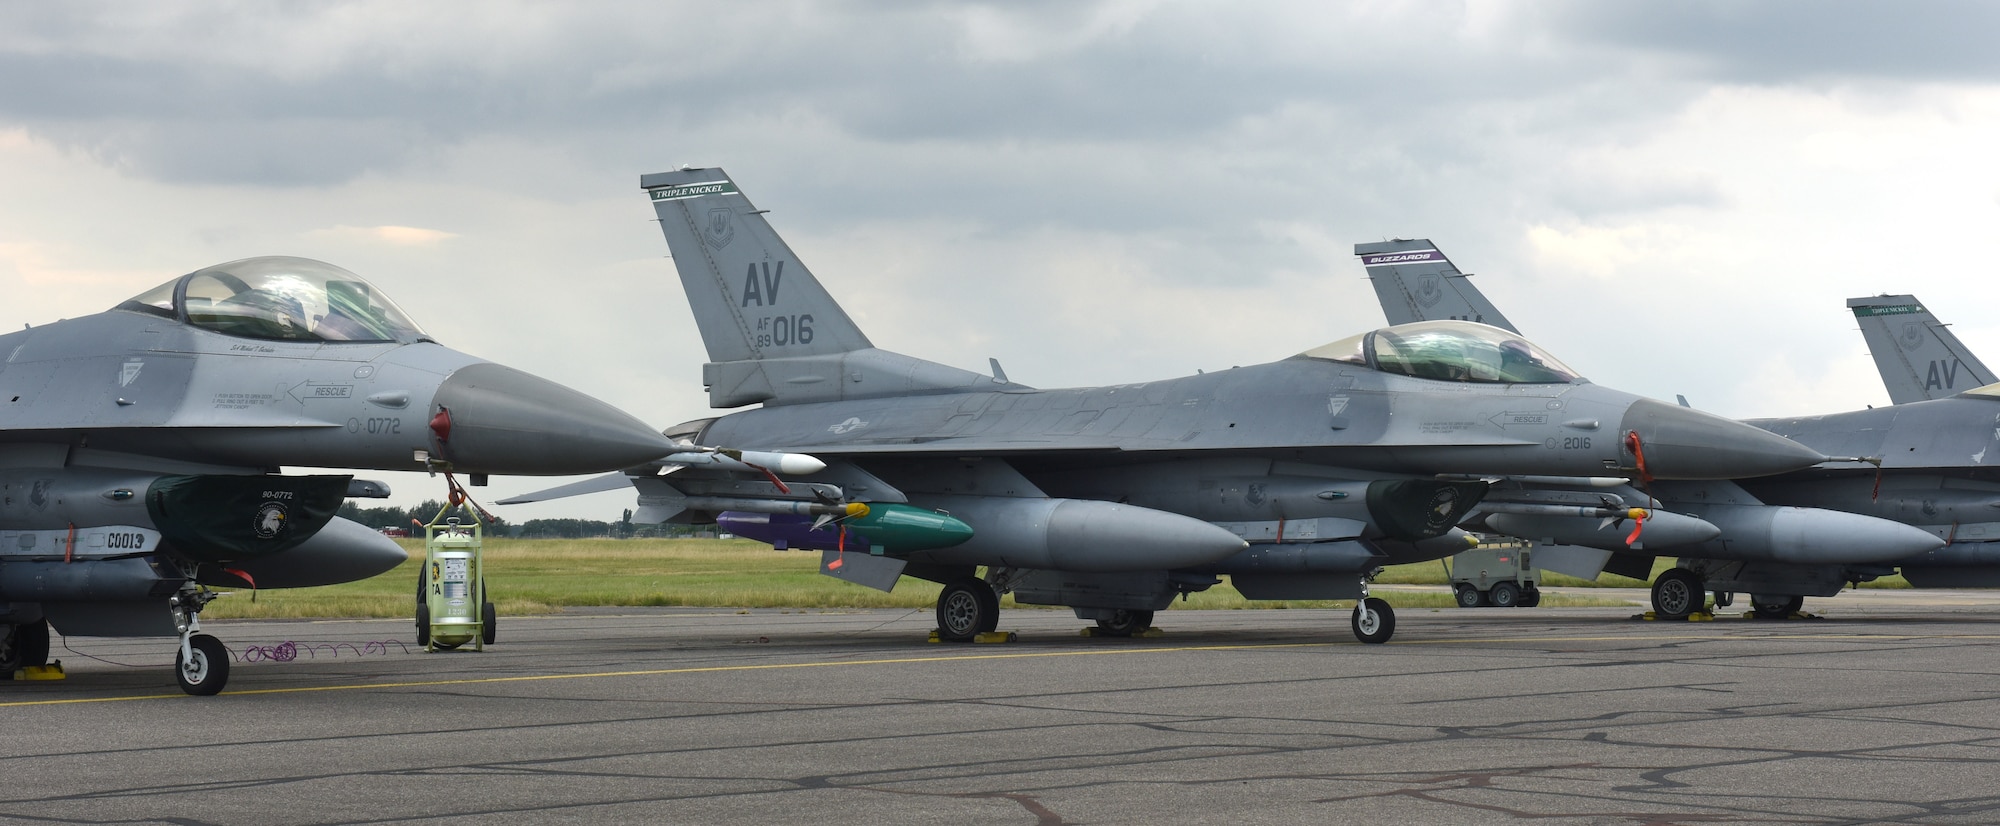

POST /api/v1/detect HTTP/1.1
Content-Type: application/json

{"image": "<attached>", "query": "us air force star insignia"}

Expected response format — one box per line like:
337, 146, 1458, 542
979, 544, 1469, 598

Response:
120, 359, 144, 387
828, 417, 870, 434
1415, 274, 1443, 307
704, 207, 735, 248
1900, 322, 1924, 351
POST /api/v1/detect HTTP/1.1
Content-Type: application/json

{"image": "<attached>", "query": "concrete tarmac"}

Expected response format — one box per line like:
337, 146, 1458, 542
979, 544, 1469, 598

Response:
8, 591, 2000, 825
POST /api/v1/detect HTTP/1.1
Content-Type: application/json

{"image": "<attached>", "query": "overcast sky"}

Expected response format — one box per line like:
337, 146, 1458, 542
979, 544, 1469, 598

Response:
7, 1, 2000, 521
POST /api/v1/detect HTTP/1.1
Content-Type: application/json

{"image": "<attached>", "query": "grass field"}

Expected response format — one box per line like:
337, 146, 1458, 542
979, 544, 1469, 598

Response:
198, 537, 1910, 620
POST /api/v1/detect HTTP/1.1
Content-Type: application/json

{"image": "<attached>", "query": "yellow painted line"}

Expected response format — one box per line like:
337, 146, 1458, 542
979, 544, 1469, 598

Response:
10, 629, 2000, 708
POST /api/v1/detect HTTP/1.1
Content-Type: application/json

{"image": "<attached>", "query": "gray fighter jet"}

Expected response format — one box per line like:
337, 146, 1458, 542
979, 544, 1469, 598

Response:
595, 168, 1832, 645
1359, 239, 2000, 618
0, 256, 677, 694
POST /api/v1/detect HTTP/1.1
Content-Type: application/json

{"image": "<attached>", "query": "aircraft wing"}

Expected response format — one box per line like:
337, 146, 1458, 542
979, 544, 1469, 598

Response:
495, 472, 638, 505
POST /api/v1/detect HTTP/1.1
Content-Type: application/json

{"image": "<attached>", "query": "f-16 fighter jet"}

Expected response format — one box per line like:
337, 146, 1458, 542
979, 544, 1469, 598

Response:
584, 168, 1832, 646
1, 256, 676, 694
1359, 239, 1966, 619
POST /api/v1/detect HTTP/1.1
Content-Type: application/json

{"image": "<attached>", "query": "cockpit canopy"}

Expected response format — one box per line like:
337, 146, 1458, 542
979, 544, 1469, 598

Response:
1298, 320, 1581, 384
118, 256, 429, 344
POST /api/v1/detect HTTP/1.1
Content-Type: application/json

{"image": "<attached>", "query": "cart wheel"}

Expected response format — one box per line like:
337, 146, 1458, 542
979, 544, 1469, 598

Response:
415, 604, 430, 647
1489, 581, 1520, 608
1453, 583, 1482, 608
1519, 585, 1542, 608
482, 601, 497, 645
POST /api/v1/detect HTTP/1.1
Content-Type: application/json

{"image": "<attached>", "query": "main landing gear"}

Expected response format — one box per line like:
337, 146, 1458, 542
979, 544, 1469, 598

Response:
1, 619, 51, 676
1651, 569, 1810, 621
1650, 569, 1705, 620
928, 570, 1402, 645
935, 577, 1001, 642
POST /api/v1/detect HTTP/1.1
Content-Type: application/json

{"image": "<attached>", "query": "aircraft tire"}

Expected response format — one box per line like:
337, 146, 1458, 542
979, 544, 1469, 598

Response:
1651, 570, 1704, 620
936, 578, 998, 642
1489, 582, 1520, 608
2, 620, 50, 672
176, 634, 230, 696
1453, 584, 1482, 608
415, 604, 431, 648
1750, 595, 1804, 620
1094, 609, 1153, 637
482, 600, 497, 645
1351, 597, 1395, 644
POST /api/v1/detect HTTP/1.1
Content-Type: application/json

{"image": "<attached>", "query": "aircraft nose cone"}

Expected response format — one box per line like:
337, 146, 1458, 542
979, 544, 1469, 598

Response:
1621, 398, 1827, 479
431, 363, 674, 475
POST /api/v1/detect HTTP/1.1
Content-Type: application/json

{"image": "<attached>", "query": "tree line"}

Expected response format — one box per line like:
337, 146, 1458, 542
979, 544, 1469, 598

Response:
334, 502, 719, 539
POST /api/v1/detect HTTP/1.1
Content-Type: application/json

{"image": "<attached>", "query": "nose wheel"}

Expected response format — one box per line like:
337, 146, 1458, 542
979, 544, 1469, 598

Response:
1351, 597, 1395, 644
176, 634, 230, 696
170, 586, 231, 696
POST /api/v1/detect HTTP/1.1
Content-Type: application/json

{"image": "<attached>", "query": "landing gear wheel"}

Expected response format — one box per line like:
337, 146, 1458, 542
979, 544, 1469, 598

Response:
936, 578, 1000, 642
2, 619, 50, 673
1651, 569, 1704, 620
176, 634, 230, 696
1094, 609, 1154, 637
1489, 581, 1521, 608
1750, 594, 1804, 620
1453, 583, 1483, 608
481, 601, 498, 645
1520, 585, 1542, 608
415, 604, 431, 647
1351, 597, 1395, 644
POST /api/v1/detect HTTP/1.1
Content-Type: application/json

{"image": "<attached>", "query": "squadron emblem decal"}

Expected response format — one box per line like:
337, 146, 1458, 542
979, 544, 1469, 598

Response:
704, 207, 735, 249
1900, 321, 1925, 351
1415, 274, 1443, 307
252, 501, 289, 539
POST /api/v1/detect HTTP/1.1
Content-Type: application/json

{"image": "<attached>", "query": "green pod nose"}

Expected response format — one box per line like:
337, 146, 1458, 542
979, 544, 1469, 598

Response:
844, 504, 975, 554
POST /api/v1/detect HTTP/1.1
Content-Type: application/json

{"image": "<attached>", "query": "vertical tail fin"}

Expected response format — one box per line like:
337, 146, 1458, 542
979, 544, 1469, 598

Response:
1356, 239, 1519, 334
1847, 295, 1996, 403
641, 168, 1022, 407
642, 168, 871, 362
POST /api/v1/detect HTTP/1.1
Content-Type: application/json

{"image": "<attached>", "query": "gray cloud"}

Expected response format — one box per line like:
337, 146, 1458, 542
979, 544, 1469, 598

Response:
1543, 0, 2000, 83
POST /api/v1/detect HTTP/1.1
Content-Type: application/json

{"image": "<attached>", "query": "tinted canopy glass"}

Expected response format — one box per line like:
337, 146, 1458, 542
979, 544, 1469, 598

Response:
118, 256, 429, 343
1297, 320, 1580, 384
